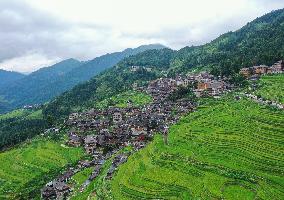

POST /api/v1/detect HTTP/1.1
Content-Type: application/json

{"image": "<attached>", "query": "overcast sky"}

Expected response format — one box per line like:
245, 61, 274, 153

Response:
0, 0, 283, 73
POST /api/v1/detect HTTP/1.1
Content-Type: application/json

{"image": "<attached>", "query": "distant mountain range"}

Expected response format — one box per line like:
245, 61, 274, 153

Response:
0, 44, 165, 113
0, 69, 25, 89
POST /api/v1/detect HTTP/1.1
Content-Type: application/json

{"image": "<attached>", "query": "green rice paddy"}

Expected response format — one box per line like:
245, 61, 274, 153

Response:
255, 74, 284, 103
0, 138, 84, 199
107, 98, 284, 200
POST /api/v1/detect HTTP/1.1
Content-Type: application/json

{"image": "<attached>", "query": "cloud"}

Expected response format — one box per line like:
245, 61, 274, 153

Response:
0, 0, 283, 72
0, 53, 60, 73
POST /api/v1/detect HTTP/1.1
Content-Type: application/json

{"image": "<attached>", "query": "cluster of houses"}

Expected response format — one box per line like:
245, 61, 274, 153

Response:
42, 149, 108, 199
41, 71, 233, 199
143, 72, 232, 99
190, 73, 231, 98
240, 60, 284, 78
23, 103, 42, 110
41, 168, 76, 199
66, 94, 196, 156
130, 65, 152, 72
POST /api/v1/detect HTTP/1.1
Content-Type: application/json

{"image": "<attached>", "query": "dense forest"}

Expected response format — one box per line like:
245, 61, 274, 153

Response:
0, 116, 48, 150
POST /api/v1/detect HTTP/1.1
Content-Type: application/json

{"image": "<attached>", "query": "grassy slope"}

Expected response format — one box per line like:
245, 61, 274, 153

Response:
0, 138, 84, 199
255, 74, 284, 104
109, 98, 284, 200
95, 91, 152, 109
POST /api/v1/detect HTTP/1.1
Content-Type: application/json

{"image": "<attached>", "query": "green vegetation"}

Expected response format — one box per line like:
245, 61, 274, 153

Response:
108, 97, 284, 200
0, 138, 84, 199
255, 74, 284, 103
70, 159, 113, 200
72, 167, 94, 188
95, 91, 152, 109
26, 109, 43, 119
0, 109, 46, 150
0, 109, 28, 120
0, 109, 43, 120
119, 48, 175, 68
44, 65, 159, 119
0, 69, 25, 90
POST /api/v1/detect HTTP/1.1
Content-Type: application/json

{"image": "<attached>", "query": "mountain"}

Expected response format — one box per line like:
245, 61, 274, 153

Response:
0, 44, 165, 113
43, 48, 175, 119
0, 58, 83, 113
43, 8, 284, 120
63, 44, 167, 83
0, 69, 25, 89
168, 8, 284, 76
41, 44, 167, 94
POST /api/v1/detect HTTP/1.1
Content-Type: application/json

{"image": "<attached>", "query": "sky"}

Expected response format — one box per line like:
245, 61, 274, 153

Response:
0, 0, 283, 73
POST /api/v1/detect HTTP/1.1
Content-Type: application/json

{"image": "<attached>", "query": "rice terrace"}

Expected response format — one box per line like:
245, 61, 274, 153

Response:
109, 97, 284, 200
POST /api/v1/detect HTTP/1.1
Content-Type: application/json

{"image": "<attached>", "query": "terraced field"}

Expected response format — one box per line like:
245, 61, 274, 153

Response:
0, 138, 84, 199
109, 98, 284, 200
255, 74, 284, 103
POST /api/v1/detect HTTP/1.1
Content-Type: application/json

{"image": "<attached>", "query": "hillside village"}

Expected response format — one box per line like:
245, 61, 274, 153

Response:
41, 71, 235, 199
41, 62, 284, 199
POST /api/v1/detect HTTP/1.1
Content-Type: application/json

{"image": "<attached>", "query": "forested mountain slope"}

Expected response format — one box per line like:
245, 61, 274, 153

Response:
170, 8, 284, 76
